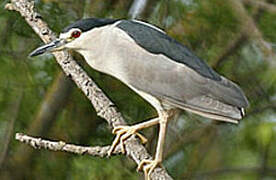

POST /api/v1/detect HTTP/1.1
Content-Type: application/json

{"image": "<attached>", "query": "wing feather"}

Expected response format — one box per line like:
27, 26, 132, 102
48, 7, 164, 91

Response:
109, 21, 249, 121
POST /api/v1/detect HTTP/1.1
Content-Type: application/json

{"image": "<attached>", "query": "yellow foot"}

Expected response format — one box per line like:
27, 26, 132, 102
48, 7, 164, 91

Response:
107, 125, 148, 156
137, 159, 161, 180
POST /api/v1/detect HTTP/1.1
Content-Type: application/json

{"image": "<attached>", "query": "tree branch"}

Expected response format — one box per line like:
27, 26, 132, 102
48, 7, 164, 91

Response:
212, 0, 274, 69
5, 0, 172, 179
15, 133, 121, 157
229, 0, 273, 59
242, 0, 276, 14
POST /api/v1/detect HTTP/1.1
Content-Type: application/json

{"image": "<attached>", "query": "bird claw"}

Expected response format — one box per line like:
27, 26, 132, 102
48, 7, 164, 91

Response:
107, 125, 148, 156
137, 159, 161, 180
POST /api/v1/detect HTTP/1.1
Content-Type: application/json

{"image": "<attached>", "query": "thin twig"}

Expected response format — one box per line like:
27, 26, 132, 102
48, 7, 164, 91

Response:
15, 133, 121, 157
5, 0, 172, 179
213, 33, 248, 70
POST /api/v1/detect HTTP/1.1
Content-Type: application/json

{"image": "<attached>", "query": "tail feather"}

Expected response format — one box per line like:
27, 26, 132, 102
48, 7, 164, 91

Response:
208, 76, 249, 108
165, 95, 244, 123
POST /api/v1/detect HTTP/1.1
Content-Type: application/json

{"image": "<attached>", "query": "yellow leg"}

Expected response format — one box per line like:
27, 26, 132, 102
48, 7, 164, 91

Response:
107, 118, 159, 156
137, 111, 169, 180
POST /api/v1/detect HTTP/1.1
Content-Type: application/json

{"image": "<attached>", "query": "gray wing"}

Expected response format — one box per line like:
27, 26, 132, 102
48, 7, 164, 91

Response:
113, 20, 249, 121
117, 20, 221, 81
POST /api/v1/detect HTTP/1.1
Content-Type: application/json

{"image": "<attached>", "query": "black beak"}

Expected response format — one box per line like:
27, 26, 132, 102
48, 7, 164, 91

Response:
29, 39, 66, 57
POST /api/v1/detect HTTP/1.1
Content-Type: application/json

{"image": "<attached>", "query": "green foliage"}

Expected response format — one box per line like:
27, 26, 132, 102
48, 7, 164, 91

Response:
256, 122, 274, 148
259, 12, 276, 42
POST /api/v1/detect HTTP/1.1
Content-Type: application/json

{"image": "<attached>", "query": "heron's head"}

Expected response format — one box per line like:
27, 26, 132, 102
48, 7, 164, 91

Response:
29, 18, 118, 57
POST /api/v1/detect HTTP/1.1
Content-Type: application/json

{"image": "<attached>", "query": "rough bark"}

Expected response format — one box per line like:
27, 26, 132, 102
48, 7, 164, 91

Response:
15, 133, 122, 156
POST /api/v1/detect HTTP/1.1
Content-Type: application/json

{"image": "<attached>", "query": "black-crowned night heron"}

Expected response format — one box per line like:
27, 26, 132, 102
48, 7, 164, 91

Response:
30, 18, 249, 179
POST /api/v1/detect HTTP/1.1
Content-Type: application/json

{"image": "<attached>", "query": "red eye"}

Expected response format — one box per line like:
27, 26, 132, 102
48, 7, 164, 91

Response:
71, 30, 81, 38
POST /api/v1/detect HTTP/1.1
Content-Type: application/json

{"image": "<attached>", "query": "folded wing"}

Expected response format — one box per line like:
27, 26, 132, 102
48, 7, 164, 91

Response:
115, 20, 249, 123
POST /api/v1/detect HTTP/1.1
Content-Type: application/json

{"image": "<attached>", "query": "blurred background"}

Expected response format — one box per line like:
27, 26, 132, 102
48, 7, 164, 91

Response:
0, 0, 276, 179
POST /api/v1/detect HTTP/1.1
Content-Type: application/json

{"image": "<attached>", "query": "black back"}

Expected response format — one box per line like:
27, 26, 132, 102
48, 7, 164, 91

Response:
62, 18, 118, 33
117, 20, 221, 81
